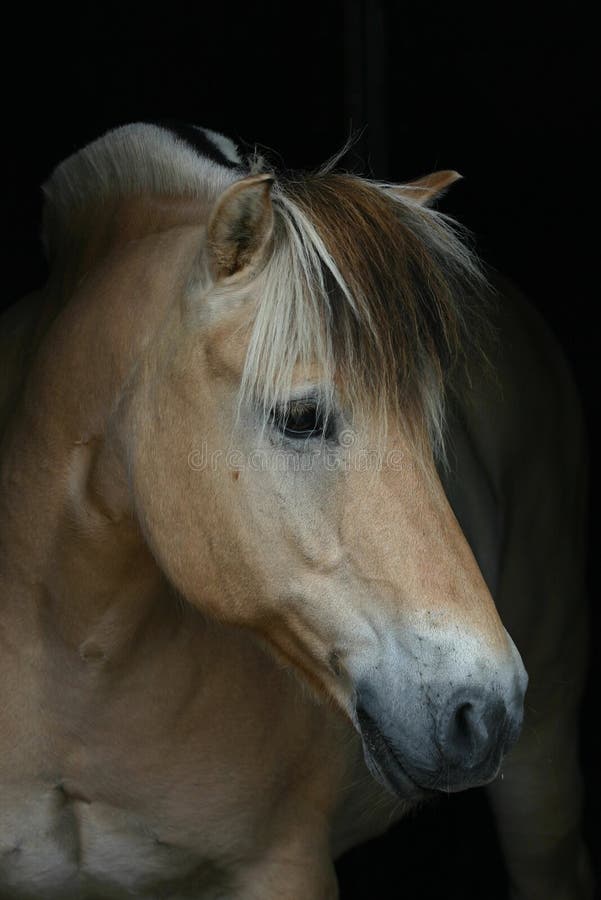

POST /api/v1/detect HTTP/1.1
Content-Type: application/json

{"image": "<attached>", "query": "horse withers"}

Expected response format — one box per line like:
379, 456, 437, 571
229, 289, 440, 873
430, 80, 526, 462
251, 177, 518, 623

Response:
0, 124, 591, 899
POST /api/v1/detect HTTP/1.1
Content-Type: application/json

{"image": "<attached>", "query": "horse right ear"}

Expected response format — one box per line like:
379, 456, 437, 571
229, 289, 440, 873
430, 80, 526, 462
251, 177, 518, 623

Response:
207, 174, 275, 281
388, 170, 463, 206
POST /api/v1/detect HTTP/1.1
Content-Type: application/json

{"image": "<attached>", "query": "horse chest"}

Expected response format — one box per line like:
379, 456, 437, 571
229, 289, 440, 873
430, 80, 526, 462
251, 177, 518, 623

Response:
0, 625, 327, 898
0, 778, 230, 899
0, 657, 246, 898
0, 607, 386, 897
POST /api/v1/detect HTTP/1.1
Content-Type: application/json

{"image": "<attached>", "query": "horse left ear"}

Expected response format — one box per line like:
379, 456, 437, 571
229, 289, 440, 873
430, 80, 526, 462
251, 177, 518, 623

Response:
207, 173, 275, 281
389, 170, 463, 206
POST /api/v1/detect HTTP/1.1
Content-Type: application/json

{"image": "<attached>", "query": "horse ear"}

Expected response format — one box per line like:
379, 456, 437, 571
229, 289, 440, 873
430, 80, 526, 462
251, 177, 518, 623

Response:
207, 173, 274, 280
389, 170, 462, 206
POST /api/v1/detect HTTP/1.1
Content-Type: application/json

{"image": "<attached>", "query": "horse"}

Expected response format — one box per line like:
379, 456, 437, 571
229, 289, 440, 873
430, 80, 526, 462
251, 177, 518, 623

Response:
0, 123, 591, 900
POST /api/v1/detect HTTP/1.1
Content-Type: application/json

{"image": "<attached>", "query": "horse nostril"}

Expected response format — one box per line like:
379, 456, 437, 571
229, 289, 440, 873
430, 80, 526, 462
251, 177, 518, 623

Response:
438, 691, 506, 770
453, 702, 475, 747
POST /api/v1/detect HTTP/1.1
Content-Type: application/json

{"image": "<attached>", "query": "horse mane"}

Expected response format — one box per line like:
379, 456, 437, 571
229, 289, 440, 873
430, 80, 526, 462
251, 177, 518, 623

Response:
42, 123, 489, 459
41, 123, 242, 260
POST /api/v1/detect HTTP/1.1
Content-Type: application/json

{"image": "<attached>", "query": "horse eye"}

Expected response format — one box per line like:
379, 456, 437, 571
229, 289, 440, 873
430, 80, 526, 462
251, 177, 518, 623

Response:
271, 399, 325, 439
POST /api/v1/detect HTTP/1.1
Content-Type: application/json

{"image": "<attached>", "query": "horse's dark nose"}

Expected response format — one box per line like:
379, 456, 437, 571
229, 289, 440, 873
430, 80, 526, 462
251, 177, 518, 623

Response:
356, 681, 524, 797
356, 668, 525, 797
436, 689, 509, 771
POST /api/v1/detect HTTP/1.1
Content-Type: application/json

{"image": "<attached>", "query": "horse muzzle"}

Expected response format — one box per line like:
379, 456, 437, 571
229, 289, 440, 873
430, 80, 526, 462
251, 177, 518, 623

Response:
356, 680, 525, 798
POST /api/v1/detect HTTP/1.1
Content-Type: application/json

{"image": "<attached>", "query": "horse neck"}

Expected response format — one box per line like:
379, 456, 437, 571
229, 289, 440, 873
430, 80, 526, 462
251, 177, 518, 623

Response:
0, 201, 205, 661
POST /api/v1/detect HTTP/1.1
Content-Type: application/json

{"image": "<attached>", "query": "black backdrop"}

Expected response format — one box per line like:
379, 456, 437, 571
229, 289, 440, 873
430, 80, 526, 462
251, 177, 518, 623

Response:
4, 2, 598, 897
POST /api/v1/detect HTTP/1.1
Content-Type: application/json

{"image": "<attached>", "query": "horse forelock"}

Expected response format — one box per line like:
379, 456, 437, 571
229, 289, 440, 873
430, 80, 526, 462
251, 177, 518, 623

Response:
241, 169, 490, 460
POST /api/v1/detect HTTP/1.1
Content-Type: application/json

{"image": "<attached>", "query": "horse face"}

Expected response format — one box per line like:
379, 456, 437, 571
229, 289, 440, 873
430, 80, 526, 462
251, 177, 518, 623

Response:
131, 174, 527, 798
189, 358, 526, 797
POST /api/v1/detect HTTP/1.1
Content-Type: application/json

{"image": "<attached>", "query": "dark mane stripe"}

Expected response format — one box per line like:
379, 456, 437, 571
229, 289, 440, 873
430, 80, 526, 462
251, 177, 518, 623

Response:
146, 120, 242, 169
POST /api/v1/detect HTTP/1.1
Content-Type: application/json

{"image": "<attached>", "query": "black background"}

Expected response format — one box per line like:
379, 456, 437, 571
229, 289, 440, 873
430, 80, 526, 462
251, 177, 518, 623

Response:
4, 2, 598, 897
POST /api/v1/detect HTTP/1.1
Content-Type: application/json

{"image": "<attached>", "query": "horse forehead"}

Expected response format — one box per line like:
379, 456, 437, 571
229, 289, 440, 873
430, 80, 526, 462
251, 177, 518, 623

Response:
205, 302, 323, 386
204, 302, 254, 378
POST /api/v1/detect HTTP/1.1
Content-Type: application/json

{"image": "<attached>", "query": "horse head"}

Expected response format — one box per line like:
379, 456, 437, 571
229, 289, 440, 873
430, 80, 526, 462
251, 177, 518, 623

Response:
63, 132, 526, 798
